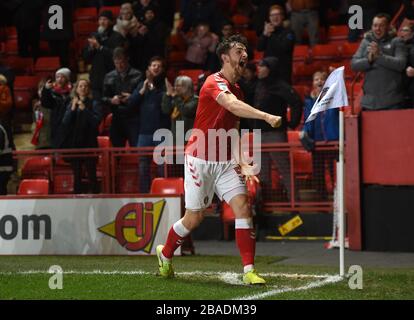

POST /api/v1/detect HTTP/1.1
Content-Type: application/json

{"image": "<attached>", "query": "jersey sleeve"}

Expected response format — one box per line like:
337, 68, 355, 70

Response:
204, 75, 231, 101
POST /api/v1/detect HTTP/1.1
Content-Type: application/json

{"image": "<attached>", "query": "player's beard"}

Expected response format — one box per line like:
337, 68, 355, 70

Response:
230, 58, 245, 81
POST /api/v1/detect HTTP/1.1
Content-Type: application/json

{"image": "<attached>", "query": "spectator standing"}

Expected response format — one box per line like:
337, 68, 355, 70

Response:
257, 5, 295, 83
0, 117, 14, 195
42, 0, 74, 67
287, 0, 320, 46
60, 79, 101, 194
31, 79, 52, 149
400, 24, 414, 107
0, 75, 13, 126
127, 56, 169, 192
162, 76, 198, 139
82, 10, 125, 100
252, 57, 302, 201
41, 68, 73, 148
102, 48, 143, 147
351, 13, 407, 110
184, 22, 219, 70
12, 0, 44, 60
238, 62, 258, 130
301, 71, 338, 200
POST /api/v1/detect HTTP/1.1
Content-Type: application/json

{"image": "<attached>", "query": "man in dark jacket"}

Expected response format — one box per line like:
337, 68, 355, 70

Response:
41, 67, 72, 148
127, 56, 169, 192
351, 13, 407, 110
257, 5, 295, 83
82, 10, 125, 100
42, 0, 74, 67
102, 48, 143, 147
252, 57, 302, 202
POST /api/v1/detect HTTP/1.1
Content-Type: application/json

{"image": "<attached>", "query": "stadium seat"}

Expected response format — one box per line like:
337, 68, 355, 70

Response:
18, 179, 50, 195
341, 42, 360, 60
287, 130, 300, 143
21, 156, 51, 179
2, 56, 34, 75
292, 150, 313, 176
34, 57, 60, 78
293, 45, 310, 62
99, 6, 121, 18
53, 173, 74, 194
231, 14, 250, 30
74, 7, 98, 22
253, 50, 263, 63
327, 25, 349, 44
150, 177, 184, 195
178, 69, 204, 88
293, 85, 310, 101
311, 44, 341, 61
242, 30, 258, 49
14, 75, 40, 110
3, 39, 19, 57
97, 136, 111, 148
74, 21, 97, 39
168, 34, 187, 52
115, 155, 139, 194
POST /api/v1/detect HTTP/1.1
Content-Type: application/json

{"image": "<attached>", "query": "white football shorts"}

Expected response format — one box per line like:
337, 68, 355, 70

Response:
184, 155, 247, 210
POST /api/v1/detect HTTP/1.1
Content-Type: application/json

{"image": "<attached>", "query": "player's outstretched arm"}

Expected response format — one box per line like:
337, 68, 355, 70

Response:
217, 91, 282, 128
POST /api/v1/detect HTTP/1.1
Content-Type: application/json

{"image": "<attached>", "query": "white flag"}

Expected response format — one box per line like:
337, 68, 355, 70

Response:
305, 66, 348, 123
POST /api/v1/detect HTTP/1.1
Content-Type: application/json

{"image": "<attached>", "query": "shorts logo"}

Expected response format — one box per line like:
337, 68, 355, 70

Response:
98, 200, 165, 253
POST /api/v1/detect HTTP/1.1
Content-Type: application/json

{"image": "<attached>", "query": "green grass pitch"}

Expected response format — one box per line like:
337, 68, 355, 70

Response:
0, 255, 413, 300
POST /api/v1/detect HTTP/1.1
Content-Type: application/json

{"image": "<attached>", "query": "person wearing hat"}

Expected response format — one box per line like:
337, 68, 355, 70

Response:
83, 10, 126, 100
41, 68, 73, 148
252, 56, 303, 202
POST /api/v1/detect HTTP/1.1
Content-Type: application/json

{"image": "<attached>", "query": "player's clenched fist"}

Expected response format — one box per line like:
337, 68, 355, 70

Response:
265, 114, 282, 128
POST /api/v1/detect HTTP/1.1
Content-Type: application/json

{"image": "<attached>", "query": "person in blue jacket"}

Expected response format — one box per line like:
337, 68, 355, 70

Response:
301, 71, 338, 200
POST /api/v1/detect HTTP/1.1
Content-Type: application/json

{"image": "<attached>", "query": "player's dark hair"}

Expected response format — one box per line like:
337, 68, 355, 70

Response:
216, 34, 248, 65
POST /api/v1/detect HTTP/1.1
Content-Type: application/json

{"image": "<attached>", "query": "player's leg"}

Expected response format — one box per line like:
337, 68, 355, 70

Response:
156, 209, 205, 277
157, 155, 214, 277
215, 162, 265, 284
228, 194, 265, 284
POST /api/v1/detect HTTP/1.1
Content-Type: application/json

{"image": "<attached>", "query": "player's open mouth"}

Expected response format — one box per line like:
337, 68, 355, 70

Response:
238, 60, 246, 68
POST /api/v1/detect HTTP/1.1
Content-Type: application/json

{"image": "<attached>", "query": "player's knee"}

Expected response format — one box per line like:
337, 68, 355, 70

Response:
230, 196, 251, 218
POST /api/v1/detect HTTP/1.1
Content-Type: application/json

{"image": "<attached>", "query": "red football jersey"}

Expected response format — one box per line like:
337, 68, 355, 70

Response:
185, 72, 243, 161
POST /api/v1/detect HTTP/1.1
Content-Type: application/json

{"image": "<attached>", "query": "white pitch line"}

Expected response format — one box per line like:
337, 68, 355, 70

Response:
233, 275, 343, 300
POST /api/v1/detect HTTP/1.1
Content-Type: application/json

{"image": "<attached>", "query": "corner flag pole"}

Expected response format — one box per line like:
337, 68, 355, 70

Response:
338, 108, 345, 277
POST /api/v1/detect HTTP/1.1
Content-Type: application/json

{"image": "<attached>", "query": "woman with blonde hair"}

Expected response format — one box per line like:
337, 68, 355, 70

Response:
59, 79, 101, 194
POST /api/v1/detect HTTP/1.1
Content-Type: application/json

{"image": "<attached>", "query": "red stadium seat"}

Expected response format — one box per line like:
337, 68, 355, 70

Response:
97, 136, 111, 148
293, 45, 310, 62
3, 40, 19, 57
74, 7, 98, 22
2, 56, 34, 75
13, 75, 40, 110
178, 69, 203, 87
18, 179, 50, 195
167, 51, 186, 67
34, 57, 60, 78
242, 30, 258, 49
150, 177, 184, 195
312, 44, 341, 61
341, 42, 360, 60
53, 174, 74, 194
292, 150, 312, 176
293, 85, 310, 101
115, 156, 139, 193
287, 130, 300, 143
168, 34, 187, 52
327, 25, 349, 44
253, 50, 263, 63
231, 14, 250, 30
21, 156, 51, 179
74, 21, 97, 39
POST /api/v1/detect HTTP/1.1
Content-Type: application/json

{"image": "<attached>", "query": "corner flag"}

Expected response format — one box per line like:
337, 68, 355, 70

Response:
305, 66, 348, 123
